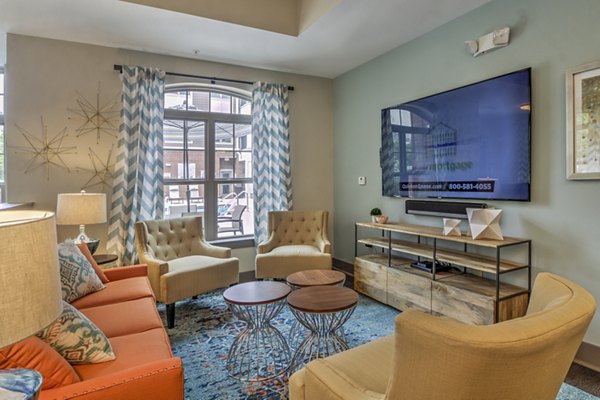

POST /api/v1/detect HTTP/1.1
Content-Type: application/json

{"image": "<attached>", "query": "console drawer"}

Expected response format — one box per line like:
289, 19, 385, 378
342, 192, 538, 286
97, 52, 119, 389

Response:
354, 255, 387, 303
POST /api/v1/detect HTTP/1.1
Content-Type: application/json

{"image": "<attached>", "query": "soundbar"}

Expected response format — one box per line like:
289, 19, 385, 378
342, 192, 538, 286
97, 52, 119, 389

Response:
405, 200, 487, 219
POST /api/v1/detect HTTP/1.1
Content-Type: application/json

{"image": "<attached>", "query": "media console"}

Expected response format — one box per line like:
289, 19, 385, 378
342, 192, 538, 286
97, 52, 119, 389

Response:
354, 221, 531, 324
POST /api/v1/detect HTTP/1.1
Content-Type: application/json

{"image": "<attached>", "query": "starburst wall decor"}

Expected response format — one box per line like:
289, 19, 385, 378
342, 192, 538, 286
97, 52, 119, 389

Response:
68, 85, 119, 143
78, 146, 116, 190
13, 117, 76, 180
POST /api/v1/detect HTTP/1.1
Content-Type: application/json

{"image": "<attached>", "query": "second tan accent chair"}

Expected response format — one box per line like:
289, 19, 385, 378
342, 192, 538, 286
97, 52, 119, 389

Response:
255, 211, 332, 279
135, 216, 239, 328
289, 272, 596, 400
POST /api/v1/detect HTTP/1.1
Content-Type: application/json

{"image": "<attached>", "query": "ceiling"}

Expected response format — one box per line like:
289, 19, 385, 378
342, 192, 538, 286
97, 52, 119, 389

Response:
0, 0, 492, 78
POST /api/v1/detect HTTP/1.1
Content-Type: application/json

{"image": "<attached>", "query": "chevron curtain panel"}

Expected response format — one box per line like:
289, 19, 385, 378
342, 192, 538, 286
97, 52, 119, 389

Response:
252, 82, 293, 243
107, 66, 166, 264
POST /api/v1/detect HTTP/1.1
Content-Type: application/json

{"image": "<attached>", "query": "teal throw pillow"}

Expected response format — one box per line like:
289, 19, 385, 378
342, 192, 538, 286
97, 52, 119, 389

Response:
36, 301, 116, 364
58, 241, 105, 303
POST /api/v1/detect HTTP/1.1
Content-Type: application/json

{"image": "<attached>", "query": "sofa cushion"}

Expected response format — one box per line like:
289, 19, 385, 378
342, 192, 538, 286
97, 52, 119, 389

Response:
77, 243, 109, 283
0, 336, 81, 390
58, 241, 105, 302
36, 302, 116, 365
78, 297, 164, 338
70, 276, 154, 309
73, 328, 174, 381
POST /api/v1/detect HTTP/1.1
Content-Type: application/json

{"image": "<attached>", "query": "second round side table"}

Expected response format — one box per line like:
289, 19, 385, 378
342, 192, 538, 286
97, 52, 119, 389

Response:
223, 281, 291, 381
287, 286, 358, 374
286, 269, 347, 347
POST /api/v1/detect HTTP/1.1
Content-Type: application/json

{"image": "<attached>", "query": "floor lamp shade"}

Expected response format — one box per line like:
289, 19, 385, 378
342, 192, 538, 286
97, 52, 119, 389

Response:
0, 211, 63, 348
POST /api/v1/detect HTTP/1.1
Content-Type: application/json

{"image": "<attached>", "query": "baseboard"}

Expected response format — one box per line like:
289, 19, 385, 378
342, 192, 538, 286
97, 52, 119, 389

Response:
333, 258, 353, 276
575, 341, 600, 372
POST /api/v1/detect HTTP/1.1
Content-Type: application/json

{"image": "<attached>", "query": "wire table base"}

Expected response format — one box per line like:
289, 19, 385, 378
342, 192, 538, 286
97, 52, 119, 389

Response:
287, 278, 346, 349
288, 304, 356, 374
225, 299, 291, 381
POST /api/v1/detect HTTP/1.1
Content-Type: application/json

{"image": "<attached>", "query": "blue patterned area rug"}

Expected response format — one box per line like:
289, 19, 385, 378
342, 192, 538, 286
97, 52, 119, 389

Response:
160, 290, 597, 400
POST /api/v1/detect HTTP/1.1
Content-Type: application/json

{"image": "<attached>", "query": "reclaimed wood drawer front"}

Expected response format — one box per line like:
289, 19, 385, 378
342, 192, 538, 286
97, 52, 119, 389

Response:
431, 274, 529, 325
431, 279, 495, 325
387, 267, 431, 312
354, 256, 387, 303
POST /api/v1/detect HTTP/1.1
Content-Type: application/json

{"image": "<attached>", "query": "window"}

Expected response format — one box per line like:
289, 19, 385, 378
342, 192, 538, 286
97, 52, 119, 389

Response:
163, 84, 253, 241
0, 68, 5, 201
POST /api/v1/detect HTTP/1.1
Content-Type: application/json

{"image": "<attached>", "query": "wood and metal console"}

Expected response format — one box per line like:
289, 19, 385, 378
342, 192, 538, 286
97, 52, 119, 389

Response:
354, 222, 531, 325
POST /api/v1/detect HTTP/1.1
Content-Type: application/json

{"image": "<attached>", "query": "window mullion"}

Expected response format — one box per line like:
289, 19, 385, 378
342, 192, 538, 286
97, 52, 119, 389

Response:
204, 116, 217, 240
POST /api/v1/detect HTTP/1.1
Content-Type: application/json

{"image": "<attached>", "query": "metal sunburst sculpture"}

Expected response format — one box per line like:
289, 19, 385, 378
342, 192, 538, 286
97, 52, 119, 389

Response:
13, 117, 76, 180
68, 85, 119, 143
79, 146, 116, 190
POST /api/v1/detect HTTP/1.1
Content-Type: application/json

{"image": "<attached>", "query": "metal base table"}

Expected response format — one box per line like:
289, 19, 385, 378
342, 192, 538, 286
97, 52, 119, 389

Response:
287, 286, 358, 374
224, 281, 291, 381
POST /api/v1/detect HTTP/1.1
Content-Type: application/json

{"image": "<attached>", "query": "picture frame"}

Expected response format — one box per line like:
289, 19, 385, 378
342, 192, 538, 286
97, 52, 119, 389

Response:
566, 59, 600, 180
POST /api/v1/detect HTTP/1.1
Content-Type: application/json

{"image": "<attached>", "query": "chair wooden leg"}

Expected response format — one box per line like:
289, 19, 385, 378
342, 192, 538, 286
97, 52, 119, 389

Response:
166, 303, 175, 329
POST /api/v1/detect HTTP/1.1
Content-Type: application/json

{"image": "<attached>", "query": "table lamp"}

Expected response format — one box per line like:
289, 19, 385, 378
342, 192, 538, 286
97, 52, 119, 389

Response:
56, 191, 107, 254
0, 210, 63, 399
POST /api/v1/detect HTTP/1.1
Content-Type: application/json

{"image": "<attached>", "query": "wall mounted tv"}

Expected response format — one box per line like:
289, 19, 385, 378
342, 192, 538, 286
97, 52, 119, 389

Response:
381, 68, 531, 201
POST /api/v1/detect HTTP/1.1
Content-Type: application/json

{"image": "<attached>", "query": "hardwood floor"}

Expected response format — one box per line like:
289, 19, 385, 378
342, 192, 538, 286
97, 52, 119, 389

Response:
566, 363, 600, 397
238, 269, 600, 397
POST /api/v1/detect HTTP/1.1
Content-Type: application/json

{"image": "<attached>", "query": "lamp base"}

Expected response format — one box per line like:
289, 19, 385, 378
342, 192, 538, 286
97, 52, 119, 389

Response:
72, 237, 100, 255
0, 369, 42, 400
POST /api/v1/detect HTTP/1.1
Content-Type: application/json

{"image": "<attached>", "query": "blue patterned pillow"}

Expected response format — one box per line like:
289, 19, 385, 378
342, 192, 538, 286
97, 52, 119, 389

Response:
58, 241, 105, 303
36, 301, 116, 364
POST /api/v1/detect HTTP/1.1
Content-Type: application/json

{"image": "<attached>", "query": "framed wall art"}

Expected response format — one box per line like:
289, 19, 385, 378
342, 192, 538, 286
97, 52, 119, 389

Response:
566, 59, 600, 180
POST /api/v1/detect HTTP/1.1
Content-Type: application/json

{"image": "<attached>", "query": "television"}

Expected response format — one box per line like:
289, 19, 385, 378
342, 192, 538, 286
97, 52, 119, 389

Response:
381, 68, 531, 201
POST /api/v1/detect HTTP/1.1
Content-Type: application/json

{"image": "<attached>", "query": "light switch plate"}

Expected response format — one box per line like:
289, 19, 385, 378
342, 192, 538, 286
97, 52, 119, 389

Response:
358, 176, 367, 185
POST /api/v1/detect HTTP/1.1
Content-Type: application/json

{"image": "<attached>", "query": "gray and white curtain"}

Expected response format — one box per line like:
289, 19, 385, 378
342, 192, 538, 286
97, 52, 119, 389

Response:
107, 65, 166, 264
252, 82, 292, 243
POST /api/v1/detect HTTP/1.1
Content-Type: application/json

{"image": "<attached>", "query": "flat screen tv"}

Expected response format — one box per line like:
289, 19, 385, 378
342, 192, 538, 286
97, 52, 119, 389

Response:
381, 68, 531, 201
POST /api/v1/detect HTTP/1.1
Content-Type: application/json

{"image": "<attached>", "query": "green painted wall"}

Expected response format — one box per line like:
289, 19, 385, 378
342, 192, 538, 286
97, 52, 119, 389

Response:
333, 0, 600, 344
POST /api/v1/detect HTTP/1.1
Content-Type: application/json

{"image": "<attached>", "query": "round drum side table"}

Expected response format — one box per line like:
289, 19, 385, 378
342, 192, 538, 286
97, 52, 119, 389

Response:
223, 281, 291, 381
287, 286, 358, 374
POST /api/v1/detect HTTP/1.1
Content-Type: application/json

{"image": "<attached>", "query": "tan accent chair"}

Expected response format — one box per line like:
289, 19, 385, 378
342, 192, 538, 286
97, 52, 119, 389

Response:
255, 210, 332, 279
290, 272, 596, 400
135, 216, 239, 328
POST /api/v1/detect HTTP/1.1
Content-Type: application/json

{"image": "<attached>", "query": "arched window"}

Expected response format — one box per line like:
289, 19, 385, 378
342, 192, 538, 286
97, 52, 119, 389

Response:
163, 83, 253, 241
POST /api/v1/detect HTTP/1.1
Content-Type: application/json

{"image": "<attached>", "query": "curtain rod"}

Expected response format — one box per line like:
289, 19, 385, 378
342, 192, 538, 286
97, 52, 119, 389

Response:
113, 65, 294, 91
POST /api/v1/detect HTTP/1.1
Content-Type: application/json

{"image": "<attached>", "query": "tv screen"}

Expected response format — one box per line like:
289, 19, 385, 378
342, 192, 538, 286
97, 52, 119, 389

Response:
381, 68, 531, 201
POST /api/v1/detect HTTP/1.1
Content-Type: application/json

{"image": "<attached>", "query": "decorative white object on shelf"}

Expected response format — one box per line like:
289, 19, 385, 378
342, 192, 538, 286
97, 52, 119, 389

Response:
442, 218, 461, 236
466, 208, 503, 240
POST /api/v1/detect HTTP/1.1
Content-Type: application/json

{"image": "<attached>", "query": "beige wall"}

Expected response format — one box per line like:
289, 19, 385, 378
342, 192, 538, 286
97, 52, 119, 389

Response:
5, 33, 333, 273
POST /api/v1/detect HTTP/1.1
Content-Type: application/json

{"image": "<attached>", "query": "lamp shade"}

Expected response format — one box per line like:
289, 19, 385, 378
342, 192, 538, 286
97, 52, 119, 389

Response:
0, 211, 63, 348
56, 192, 107, 225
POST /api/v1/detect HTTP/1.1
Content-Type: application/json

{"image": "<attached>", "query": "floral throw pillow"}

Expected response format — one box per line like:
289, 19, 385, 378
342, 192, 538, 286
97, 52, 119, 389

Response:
58, 241, 105, 303
36, 301, 116, 364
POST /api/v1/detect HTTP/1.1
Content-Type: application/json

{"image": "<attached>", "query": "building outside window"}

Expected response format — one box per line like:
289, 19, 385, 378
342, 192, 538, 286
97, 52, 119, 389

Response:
0, 68, 5, 201
163, 84, 253, 241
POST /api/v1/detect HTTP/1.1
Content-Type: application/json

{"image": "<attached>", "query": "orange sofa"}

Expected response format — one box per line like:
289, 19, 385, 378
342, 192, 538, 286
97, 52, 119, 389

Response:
39, 264, 184, 400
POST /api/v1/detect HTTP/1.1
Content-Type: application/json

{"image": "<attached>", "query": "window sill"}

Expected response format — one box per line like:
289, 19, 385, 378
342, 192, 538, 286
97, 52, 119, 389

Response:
209, 237, 255, 249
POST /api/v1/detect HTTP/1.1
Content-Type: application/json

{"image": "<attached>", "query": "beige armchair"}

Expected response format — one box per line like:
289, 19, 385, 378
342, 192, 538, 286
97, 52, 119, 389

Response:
290, 272, 596, 400
135, 216, 239, 328
255, 210, 332, 279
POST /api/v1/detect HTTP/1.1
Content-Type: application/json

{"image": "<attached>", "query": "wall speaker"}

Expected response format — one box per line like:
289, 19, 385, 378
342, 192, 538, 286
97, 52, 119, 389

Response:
405, 200, 487, 219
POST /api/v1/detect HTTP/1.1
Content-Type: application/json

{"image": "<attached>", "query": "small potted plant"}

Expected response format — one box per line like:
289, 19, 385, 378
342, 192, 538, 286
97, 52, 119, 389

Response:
370, 207, 382, 223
